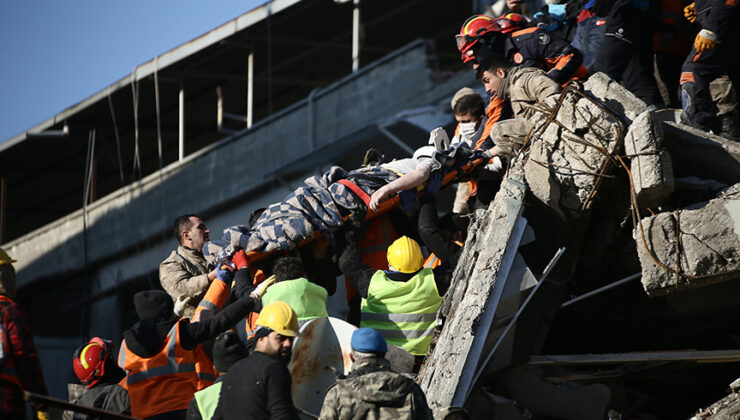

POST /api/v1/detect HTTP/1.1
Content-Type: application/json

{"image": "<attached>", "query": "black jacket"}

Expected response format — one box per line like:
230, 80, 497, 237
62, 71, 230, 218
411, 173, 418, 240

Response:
212, 352, 298, 420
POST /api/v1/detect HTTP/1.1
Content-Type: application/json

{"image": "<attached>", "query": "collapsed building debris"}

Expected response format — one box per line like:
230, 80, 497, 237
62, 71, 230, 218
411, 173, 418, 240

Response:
419, 72, 740, 418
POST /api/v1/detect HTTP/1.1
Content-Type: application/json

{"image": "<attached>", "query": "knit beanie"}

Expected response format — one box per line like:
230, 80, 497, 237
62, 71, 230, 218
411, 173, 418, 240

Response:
133, 290, 174, 320
213, 331, 249, 372
450, 87, 478, 110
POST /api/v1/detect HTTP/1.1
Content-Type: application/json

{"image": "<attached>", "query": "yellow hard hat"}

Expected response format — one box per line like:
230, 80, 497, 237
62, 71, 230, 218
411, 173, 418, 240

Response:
0, 248, 16, 266
387, 236, 423, 273
256, 301, 299, 337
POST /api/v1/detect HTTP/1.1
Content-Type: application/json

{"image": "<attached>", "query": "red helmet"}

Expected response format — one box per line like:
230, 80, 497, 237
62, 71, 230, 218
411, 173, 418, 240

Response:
73, 337, 113, 388
456, 15, 501, 63
494, 13, 529, 34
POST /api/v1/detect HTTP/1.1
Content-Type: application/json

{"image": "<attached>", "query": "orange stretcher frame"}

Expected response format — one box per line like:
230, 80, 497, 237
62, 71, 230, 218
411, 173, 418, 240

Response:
243, 155, 488, 264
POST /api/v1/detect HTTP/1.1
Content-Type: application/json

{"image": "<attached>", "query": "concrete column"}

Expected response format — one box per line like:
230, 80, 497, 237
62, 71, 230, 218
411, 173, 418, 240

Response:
352, 0, 360, 72
247, 52, 254, 128
179, 82, 185, 161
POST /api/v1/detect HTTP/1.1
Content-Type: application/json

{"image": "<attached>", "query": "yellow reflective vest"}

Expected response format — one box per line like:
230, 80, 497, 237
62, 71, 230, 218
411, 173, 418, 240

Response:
360, 268, 442, 356
262, 278, 328, 321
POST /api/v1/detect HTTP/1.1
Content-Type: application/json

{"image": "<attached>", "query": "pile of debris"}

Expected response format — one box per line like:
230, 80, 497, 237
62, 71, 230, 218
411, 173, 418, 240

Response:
419, 73, 740, 418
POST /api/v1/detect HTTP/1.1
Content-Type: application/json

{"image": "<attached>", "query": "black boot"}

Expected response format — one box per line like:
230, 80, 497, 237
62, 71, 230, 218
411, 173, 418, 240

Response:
719, 111, 740, 141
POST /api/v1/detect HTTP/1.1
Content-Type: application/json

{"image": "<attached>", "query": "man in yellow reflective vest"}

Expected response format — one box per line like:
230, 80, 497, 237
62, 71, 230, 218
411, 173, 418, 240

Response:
261, 257, 328, 324
338, 235, 449, 358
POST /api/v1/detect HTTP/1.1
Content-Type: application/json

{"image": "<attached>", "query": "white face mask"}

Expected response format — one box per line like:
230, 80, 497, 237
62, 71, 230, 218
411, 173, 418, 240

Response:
459, 122, 478, 138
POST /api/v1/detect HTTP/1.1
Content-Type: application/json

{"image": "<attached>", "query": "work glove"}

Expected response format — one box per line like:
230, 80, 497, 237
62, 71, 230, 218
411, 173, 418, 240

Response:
232, 249, 249, 271
428, 127, 450, 151
684, 2, 696, 22
484, 156, 505, 173
694, 29, 717, 53
174, 295, 191, 317
36, 410, 48, 420
217, 266, 235, 284
251, 274, 277, 299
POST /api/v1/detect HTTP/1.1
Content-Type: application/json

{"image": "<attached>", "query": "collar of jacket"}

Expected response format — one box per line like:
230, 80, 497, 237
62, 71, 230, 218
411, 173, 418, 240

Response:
178, 244, 205, 259
348, 357, 392, 378
498, 66, 519, 101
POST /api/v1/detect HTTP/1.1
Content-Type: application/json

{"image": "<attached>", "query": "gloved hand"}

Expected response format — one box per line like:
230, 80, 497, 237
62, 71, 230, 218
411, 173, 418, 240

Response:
428, 127, 450, 151
174, 295, 191, 317
232, 249, 249, 271
217, 266, 235, 284
36, 410, 48, 420
251, 275, 277, 299
694, 29, 717, 52
684, 2, 696, 22
484, 156, 505, 173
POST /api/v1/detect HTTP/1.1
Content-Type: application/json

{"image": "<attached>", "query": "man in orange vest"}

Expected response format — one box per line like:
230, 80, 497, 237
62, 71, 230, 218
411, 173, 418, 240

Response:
119, 264, 257, 420
0, 248, 48, 420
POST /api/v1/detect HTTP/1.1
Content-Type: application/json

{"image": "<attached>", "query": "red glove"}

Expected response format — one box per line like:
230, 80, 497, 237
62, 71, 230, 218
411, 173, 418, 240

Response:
232, 250, 249, 270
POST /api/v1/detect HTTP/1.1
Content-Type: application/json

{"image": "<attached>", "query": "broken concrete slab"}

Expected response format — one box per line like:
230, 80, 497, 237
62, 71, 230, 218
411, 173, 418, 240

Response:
624, 111, 674, 209
662, 121, 740, 185
635, 183, 740, 296
523, 88, 624, 219
583, 72, 647, 125
418, 159, 528, 411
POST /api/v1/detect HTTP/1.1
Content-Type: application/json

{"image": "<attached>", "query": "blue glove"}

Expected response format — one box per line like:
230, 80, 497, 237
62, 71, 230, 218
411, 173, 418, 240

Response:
548, 4, 567, 20
217, 267, 235, 284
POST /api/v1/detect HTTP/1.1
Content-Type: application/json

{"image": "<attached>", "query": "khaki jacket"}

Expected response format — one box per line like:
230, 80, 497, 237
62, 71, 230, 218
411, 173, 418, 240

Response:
500, 66, 561, 120
159, 245, 212, 318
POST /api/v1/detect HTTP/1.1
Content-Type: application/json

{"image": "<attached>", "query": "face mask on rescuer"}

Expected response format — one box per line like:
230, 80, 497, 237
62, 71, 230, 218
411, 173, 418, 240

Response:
459, 122, 477, 138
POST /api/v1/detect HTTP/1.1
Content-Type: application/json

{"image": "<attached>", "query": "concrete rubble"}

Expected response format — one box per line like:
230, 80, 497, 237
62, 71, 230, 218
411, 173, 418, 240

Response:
635, 182, 740, 296
420, 71, 740, 418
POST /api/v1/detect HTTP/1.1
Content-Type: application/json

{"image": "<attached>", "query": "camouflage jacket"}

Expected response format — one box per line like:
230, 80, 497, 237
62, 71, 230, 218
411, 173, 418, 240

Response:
318, 357, 433, 420
159, 245, 213, 318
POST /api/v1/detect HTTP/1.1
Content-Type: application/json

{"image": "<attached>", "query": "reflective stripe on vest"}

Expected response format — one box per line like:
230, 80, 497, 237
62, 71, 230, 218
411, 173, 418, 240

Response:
360, 268, 442, 356
195, 381, 223, 420
119, 319, 217, 418
262, 278, 328, 321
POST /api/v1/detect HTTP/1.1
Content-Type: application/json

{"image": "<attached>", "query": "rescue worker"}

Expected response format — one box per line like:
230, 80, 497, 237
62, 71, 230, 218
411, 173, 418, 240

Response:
186, 331, 249, 420
119, 264, 256, 420
0, 248, 49, 420
450, 87, 487, 148
71, 338, 130, 419
261, 256, 329, 323
160, 214, 219, 318
338, 235, 445, 358
481, 53, 562, 159
590, 0, 664, 107
211, 301, 299, 420
318, 328, 433, 420
680, 0, 740, 139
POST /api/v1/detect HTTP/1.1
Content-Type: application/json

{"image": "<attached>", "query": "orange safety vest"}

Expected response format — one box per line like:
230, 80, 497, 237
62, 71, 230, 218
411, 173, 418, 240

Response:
346, 215, 399, 303
193, 279, 231, 322
0, 296, 23, 390
118, 318, 217, 418
422, 241, 464, 269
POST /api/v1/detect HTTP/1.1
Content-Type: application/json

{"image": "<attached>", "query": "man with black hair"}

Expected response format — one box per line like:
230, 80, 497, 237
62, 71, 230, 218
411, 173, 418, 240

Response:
160, 214, 218, 318
212, 302, 300, 420
261, 256, 329, 324
480, 53, 562, 159
119, 264, 257, 420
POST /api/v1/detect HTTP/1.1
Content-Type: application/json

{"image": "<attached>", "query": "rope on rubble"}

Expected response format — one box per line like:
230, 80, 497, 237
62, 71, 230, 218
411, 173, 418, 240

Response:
519, 83, 731, 282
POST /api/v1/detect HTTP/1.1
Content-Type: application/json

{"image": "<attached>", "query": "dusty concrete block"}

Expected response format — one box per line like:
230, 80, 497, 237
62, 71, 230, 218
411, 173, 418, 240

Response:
523, 90, 623, 219
624, 111, 675, 209
584, 72, 647, 124
635, 183, 740, 296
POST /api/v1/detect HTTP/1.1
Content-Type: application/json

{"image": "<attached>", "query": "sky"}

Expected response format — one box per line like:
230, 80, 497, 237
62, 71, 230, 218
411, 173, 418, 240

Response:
0, 0, 266, 142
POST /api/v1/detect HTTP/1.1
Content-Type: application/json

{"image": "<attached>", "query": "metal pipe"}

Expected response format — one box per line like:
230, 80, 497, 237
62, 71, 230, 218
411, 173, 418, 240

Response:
247, 52, 254, 128
179, 82, 185, 161
26, 122, 69, 139
561, 273, 642, 308
352, 0, 360, 71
